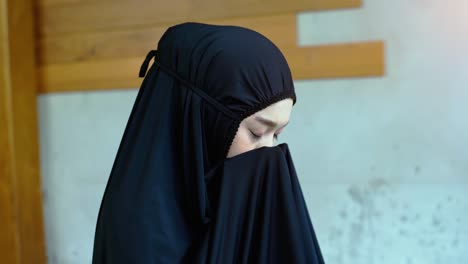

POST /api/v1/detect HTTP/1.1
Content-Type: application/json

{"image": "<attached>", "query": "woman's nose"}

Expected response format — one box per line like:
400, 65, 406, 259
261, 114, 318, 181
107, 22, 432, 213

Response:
258, 136, 275, 148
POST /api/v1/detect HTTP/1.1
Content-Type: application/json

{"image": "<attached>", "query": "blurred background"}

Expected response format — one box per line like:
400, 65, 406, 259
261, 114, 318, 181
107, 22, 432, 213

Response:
1, 0, 467, 263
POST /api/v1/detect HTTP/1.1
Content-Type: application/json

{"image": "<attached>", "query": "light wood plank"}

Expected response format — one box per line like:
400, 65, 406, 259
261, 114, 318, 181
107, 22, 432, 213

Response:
287, 41, 385, 79
39, 14, 297, 64
37, 0, 361, 35
0, 0, 47, 263
38, 41, 385, 93
40, 0, 83, 5
39, 57, 144, 92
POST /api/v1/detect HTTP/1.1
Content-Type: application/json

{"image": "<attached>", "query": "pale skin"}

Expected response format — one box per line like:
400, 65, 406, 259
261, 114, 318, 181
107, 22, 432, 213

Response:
227, 98, 293, 158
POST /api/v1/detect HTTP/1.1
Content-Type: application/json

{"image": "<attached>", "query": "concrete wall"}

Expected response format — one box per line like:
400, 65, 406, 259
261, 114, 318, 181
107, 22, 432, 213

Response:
38, 0, 468, 263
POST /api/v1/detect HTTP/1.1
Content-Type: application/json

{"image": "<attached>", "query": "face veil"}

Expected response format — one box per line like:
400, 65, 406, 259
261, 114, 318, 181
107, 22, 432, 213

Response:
92, 22, 325, 263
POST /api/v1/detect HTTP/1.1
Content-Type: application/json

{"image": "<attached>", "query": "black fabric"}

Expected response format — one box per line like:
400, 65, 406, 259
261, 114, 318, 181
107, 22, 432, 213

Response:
190, 143, 325, 263
92, 22, 325, 263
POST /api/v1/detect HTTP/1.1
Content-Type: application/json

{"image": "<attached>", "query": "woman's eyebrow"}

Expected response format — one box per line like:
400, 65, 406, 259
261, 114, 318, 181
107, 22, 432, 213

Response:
255, 116, 289, 128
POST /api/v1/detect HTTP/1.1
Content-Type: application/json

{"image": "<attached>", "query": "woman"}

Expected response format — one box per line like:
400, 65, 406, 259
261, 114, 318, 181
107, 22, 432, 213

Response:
92, 22, 325, 263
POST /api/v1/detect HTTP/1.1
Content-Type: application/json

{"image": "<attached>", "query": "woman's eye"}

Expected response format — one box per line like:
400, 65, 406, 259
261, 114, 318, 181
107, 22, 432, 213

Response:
249, 131, 261, 139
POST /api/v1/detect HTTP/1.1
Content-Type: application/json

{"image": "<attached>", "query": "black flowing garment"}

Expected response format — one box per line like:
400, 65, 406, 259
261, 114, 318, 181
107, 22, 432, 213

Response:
92, 22, 325, 264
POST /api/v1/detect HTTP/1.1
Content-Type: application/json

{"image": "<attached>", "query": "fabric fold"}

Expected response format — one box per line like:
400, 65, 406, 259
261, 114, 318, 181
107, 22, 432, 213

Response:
185, 143, 325, 264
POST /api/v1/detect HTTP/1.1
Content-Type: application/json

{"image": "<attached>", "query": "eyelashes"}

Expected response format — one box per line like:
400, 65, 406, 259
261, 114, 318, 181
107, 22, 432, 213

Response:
250, 131, 261, 140
249, 131, 279, 141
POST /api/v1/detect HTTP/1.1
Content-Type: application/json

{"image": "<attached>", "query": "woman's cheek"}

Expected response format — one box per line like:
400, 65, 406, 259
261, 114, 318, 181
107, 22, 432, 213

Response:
227, 130, 253, 157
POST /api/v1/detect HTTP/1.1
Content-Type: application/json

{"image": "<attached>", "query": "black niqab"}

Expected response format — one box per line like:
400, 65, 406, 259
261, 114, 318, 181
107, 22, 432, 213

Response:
92, 22, 325, 263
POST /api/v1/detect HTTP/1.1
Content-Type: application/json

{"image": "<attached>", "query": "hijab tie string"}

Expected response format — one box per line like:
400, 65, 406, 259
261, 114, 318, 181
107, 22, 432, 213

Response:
139, 49, 239, 121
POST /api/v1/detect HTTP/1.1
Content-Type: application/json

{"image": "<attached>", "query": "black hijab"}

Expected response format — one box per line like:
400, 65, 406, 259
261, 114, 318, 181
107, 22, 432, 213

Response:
92, 22, 325, 263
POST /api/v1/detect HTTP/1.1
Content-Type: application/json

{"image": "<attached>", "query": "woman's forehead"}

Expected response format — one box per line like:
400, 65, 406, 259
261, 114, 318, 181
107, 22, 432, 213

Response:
247, 99, 293, 125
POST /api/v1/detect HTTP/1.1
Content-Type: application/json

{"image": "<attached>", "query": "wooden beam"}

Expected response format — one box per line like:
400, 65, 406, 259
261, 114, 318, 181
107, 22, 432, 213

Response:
287, 41, 385, 79
0, 0, 20, 262
38, 41, 385, 93
0, 0, 47, 263
38, 14, 297, 65
39, 57, 143, 93
37, 0, 361, 35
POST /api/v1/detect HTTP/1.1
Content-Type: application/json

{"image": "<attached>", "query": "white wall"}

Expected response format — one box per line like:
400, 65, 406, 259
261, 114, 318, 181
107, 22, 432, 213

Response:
38, 90, 137, 263
38, 0, 468, 263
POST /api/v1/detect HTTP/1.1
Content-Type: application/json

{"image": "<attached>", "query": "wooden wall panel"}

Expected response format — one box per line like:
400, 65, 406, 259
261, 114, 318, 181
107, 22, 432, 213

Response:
39, 57, 142, 92
37, 0, 361, 35
0, 0, 47, 263
39, 14, 297, 65
39, 41, 385, 93
287, 41, 385, 79
35, 0, 385, 93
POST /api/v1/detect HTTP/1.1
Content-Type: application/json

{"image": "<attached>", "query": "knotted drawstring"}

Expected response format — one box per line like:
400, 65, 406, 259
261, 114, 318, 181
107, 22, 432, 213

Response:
139, 49, 158, 78
138, 49, 239, 121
